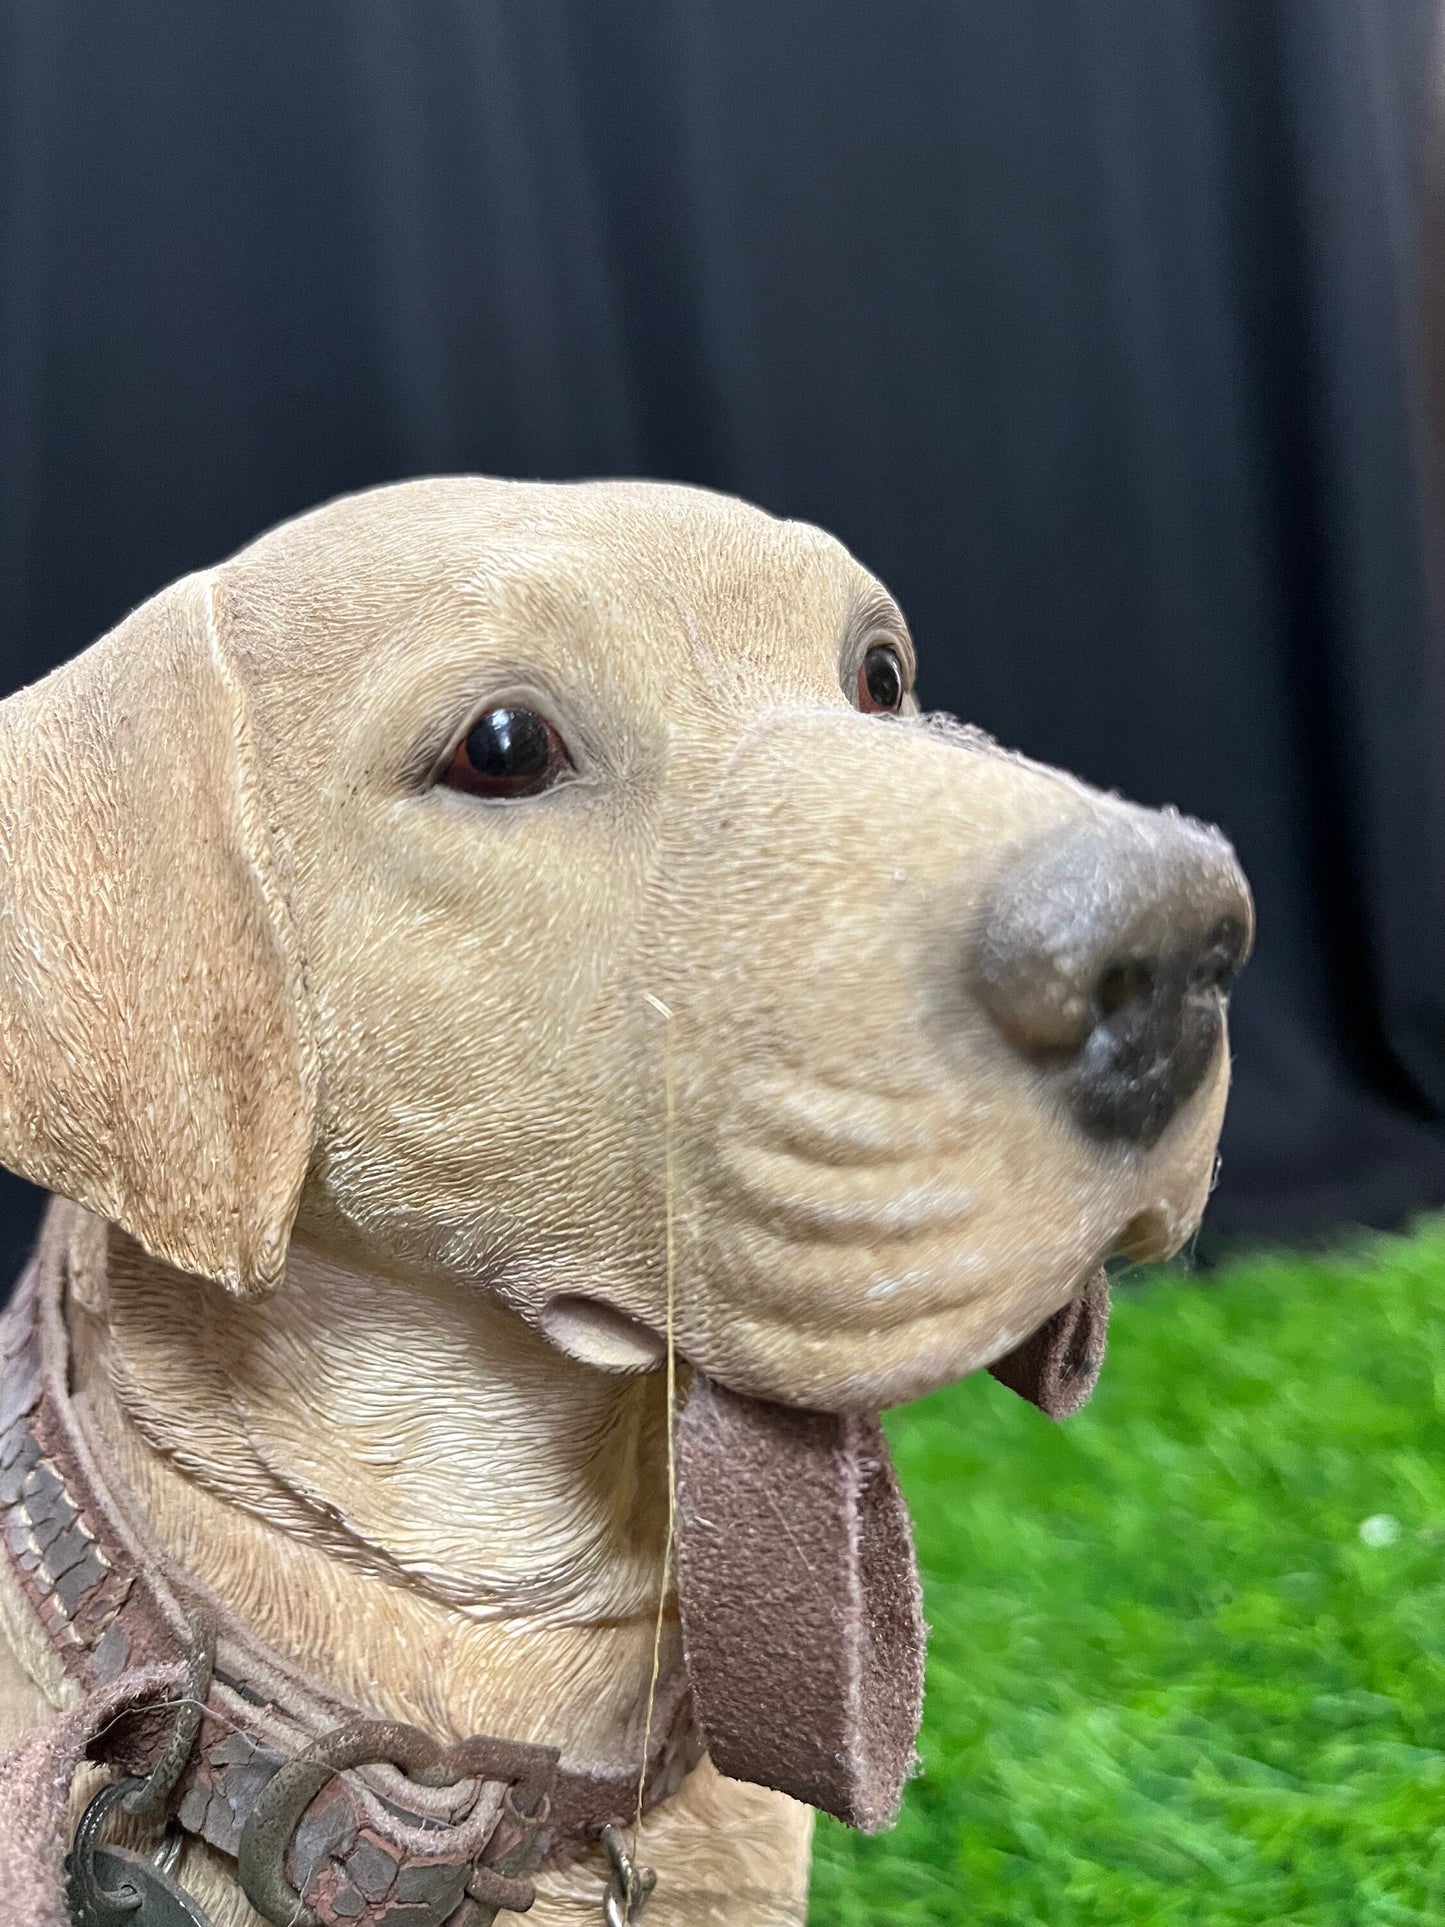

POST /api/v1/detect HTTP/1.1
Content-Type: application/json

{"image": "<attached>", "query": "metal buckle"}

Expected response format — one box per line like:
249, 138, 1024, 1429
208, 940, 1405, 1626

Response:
236, 1717, 558, 1927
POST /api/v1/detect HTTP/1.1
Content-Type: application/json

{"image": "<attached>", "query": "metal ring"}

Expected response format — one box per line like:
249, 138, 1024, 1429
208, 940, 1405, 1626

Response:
68, 1777, 148, 1916
152, 1825, 185, 1879
67, 1777, 213, 1927
600, 1825, 657, 1927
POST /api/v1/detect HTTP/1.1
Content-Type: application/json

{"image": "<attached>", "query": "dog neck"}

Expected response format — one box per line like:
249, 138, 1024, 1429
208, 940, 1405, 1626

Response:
65, 1208, 675, 1757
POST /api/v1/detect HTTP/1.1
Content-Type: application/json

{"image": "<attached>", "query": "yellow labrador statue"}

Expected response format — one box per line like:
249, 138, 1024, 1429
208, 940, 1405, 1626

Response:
0, 479, 1250, 1926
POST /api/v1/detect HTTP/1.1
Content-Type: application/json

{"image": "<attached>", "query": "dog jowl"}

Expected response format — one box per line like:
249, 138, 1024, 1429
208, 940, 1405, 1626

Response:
0, 478, 1249, 1927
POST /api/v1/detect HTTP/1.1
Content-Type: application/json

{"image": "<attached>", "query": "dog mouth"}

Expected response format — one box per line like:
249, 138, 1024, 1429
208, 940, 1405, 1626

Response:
535, 1221, 1162, 1403
710, 1076, 1196, 1259
536, 1078, 1209, 1402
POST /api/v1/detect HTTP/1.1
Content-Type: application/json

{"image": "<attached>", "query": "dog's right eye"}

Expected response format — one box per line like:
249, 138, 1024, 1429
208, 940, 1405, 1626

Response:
441, 707, 573, 799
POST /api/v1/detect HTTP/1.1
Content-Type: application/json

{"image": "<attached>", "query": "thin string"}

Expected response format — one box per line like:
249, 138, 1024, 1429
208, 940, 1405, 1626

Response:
632, 992, 680, 1891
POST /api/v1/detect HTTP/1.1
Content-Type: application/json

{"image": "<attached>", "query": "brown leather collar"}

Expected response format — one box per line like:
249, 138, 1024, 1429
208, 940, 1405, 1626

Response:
0, 1235, 702, 1927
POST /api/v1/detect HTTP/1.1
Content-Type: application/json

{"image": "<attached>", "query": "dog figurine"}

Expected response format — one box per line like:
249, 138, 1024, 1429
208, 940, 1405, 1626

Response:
0, 478, 1249, 1925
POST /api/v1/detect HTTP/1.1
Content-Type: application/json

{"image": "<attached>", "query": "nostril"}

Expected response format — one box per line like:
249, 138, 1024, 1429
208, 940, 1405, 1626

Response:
1093, 959, 1155, 1023
973, 811, 1252, 1148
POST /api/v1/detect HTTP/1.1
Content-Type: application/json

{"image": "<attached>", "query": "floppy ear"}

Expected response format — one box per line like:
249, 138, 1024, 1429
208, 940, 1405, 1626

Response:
0, 573, 317, 1294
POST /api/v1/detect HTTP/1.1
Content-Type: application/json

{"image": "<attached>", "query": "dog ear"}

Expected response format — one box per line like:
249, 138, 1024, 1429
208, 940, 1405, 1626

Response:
0, 573, 317, 1295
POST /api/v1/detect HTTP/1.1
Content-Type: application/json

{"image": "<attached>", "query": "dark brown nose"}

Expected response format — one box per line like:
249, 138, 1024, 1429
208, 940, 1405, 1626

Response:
975, 812, 1253, 1147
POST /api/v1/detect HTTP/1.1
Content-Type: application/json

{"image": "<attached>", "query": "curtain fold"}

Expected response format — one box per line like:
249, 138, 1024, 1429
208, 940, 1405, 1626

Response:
1, 0, 1442, 1283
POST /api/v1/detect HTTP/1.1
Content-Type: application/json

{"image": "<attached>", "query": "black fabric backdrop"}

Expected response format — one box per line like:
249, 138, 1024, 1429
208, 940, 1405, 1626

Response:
2, 0, 1444, 1290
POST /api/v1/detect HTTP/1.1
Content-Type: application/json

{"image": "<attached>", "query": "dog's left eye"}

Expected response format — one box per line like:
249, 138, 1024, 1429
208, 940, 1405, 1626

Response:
857, 643, 907, 714
442, 707, 573, 799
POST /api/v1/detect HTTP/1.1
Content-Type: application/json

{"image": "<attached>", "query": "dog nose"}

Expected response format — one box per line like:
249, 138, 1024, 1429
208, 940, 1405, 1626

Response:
974, 812, 1252, 1147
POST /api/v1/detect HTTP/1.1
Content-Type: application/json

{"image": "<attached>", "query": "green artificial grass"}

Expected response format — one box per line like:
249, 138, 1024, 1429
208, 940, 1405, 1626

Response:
808, 1220, 1445, 1926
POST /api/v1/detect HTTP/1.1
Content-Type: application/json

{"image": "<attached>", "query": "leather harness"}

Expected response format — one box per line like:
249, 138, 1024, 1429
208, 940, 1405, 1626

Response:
0, 1244, 701, 1927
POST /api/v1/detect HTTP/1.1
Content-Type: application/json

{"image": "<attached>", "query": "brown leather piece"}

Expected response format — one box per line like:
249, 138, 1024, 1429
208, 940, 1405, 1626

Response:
674, 1375, 925, 1833
987, 1268, 1111, 1420
0, 1659, 187, 1927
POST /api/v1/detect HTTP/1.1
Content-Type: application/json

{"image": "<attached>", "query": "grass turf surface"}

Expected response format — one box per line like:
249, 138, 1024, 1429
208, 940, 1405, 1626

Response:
808, 1221, 1445, 1925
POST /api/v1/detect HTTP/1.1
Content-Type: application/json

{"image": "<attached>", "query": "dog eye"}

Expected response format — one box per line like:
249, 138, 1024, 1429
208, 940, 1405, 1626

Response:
441, 707, 572, 799
857, 642, 907, 714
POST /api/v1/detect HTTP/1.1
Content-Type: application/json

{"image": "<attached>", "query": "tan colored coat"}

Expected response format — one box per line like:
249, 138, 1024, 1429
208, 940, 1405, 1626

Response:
0, 479, 1233, 1923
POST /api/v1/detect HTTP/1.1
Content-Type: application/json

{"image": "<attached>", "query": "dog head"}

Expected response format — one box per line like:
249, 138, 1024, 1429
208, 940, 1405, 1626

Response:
0, 478, 1250, 1411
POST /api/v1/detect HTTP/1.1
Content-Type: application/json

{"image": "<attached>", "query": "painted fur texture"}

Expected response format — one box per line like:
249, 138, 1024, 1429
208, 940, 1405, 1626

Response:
0, 478, 1247, 1922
